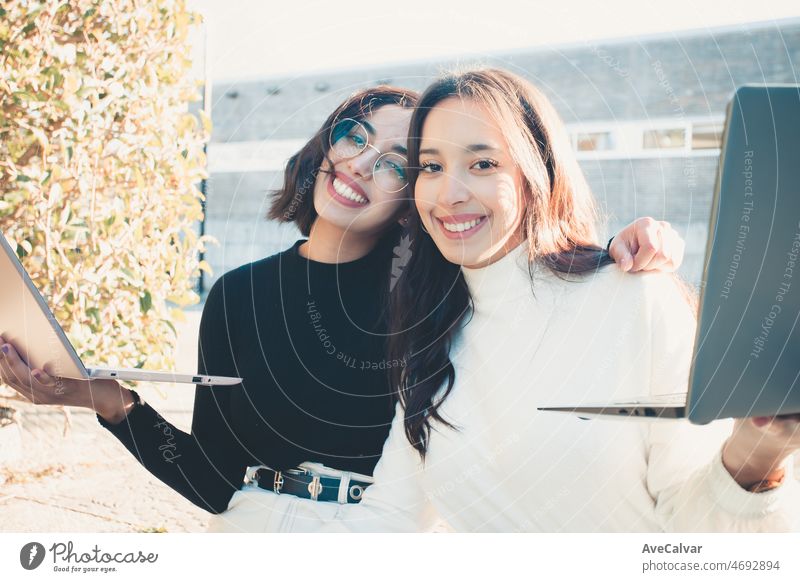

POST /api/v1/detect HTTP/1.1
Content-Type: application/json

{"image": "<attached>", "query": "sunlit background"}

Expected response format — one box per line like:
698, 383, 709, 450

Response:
190, 0, 799, 80
2, 0, 799, 534
186, 0, 799, 291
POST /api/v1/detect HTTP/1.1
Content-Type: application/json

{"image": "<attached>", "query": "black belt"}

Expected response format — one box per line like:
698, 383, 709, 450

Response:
243, 465, 372, 504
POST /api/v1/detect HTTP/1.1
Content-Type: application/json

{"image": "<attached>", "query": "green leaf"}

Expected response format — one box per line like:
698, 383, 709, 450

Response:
86, 307, 100, 331
162, 319, 177, 337
120, 267, 144, 287
16, 175, 31, 182
17, 239, 32, 258
139, 290, 152, 313
66, 291, 74, 305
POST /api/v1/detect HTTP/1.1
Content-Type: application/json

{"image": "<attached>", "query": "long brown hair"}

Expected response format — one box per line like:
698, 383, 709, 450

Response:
268, 86, 418, 235
388, 68, 615, 459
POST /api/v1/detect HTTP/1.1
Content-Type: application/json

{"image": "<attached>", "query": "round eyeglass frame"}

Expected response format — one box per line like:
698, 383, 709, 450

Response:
328, 117, 409, 194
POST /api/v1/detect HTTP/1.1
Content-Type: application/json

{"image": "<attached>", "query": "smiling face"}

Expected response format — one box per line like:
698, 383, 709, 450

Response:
312, 104, 413, 237
414, 97, 526, 268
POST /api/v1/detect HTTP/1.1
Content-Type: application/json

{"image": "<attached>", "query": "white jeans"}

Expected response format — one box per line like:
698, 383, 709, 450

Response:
205, 484, 456, 532
205, 461, 374, 533
206, 485, 350, 532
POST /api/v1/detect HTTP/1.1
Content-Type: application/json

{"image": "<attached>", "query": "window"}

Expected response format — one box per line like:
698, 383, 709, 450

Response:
567, 119, 721, 158
691, 123, 723, 150
642, 128, 685, 149
575, 132, 614, 152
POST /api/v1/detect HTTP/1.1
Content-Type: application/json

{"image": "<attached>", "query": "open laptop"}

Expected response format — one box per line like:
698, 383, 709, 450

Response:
0, 229, 241, 386
539, 84, 800, 424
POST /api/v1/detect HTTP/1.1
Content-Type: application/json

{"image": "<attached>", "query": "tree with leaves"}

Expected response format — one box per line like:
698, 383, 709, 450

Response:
0, 0, 213, 401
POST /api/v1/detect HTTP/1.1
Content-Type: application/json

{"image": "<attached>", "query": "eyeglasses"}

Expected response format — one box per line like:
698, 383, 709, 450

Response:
329, 118, 408, 193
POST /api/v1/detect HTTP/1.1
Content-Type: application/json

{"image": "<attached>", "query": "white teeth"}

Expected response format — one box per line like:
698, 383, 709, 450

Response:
333, 178, 368, 204
442, 218, 483, 232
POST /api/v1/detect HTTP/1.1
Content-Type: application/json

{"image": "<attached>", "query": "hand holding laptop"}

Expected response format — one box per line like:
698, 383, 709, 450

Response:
0, 228, 241, 388
0, 334, 134, 425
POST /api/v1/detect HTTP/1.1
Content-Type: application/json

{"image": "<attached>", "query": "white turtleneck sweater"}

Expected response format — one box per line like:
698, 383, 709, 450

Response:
207, 243, 800, 533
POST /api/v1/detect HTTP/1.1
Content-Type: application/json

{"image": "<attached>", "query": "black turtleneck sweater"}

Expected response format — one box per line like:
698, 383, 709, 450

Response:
97, 240, 399, 514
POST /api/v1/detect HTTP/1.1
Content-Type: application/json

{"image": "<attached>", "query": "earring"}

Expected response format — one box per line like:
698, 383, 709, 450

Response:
400, 217, 410, 226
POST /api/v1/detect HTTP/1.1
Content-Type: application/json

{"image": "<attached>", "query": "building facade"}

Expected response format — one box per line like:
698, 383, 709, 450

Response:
201, 19, 800, 294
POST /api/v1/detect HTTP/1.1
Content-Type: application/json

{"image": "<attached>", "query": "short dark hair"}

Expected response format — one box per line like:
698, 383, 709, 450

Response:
267, 86, 419, 236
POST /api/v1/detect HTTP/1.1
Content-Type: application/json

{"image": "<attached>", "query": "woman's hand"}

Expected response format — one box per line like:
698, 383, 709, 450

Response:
722, 414, 800, 490
0, 335, 133, 424
610, 217, 686, 273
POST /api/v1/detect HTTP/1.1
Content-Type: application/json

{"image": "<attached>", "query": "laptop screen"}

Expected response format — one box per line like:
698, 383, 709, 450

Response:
689, 85, 800, 423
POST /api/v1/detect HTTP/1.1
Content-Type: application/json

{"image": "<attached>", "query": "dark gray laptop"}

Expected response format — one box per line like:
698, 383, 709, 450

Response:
539, 84, 800, 424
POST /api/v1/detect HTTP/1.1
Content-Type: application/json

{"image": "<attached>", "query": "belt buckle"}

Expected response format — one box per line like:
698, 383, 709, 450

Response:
307, 475, 323, 501
244, 465, 269, 488
273, 471, 284, 494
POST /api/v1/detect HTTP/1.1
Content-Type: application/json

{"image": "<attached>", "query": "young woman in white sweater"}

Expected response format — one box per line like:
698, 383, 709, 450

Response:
388, 68, 800, 532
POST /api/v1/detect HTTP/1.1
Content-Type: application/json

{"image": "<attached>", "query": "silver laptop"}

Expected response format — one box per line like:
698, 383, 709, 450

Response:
0, 229, 241, 386
539, 84, 800, 424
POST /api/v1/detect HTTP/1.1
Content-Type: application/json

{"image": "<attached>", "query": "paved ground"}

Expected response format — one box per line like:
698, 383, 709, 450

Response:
0, 408, 209, 533
0, 311, 211, 533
